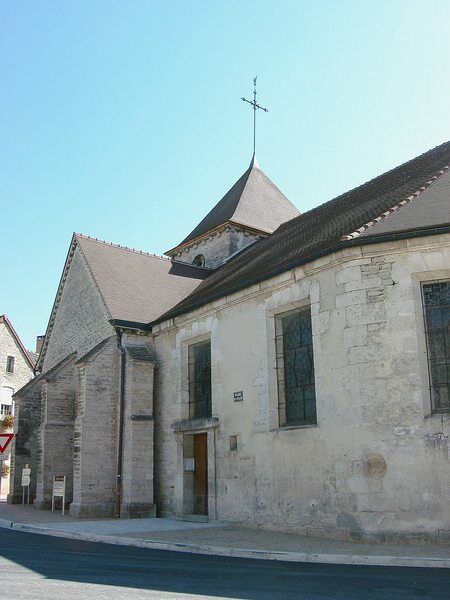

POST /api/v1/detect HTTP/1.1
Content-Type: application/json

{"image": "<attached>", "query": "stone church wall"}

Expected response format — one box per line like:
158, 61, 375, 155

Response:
153, 328, 181, 514
35, 362, 77, 509
69, 333, 156, 518
153, 233, 450, 542
70, 336, 119, 517
121, 337, 156, 518
42, 247, 114, 372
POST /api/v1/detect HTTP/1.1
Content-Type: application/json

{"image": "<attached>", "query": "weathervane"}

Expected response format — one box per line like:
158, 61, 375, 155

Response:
241, 76, 268, 156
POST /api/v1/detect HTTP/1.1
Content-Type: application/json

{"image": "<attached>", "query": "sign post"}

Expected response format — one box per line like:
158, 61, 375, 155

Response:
51, 475, 66, 515
21, 464, 31, 506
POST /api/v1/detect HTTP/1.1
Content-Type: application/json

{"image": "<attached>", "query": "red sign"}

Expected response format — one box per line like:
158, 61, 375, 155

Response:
0, 433, 14, 453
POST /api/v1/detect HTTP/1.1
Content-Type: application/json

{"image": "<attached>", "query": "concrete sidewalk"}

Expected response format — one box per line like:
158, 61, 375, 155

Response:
1, 501, 449, 569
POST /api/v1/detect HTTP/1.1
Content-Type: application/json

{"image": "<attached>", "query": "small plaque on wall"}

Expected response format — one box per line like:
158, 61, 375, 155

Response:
233, 391, 243, 402
184, 458, 195, 472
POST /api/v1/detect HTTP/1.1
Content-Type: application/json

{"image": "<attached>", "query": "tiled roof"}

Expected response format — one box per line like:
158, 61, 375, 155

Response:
125, 344, 154, 362
36, 234, 210, 371
156, 140, 450, 323
358, 167, 450, 238
173, 156, 299, 250
27, 351, 39, 366
76, 235, 208, 324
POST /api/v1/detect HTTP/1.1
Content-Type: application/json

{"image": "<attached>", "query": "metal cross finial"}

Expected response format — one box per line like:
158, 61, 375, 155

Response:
241, 76, 268, 157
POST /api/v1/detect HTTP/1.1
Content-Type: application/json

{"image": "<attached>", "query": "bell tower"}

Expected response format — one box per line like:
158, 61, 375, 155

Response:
165, 156, 299, 269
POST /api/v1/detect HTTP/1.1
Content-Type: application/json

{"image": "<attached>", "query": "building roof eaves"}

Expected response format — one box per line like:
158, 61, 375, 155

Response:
165, 220, 270, 256
14, 352, 77, 397
75, 336, 116, 365
342, 165, 450, 240
151, 224, 450, 327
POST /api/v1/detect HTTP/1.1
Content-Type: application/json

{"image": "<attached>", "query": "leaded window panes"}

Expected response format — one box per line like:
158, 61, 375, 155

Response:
422, 281, 450, 412
188, 341, 212, 419
276, 307, 317, 426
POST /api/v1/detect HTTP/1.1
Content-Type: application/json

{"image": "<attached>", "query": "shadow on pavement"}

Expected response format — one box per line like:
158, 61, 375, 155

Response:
1, 528, 449, 599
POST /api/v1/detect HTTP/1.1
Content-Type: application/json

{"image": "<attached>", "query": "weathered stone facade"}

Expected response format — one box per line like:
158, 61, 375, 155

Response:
41, 246, 114, 372
10, 333, 156, 518
152, 234, 450, 542
35, 357, 77, 508
120, 340, 156, 518
70, 338, 119, 517
168, 224, 265, 269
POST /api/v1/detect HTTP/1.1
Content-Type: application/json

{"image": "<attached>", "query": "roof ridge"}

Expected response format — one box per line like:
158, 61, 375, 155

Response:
341, 164, 450, 240
271, 141, 450, 237
74, 233, 170, 261
153, 139, 450, 325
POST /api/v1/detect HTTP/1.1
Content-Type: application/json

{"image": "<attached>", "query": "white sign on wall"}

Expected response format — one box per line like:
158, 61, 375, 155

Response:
52, 475, 66, 515
184, 458, 195, 472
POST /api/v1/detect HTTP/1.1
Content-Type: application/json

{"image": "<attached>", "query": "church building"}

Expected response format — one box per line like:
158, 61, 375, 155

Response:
10, 140, 450, 543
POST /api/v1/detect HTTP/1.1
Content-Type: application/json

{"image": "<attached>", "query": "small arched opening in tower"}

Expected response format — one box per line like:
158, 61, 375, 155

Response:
192, 254, 205, 267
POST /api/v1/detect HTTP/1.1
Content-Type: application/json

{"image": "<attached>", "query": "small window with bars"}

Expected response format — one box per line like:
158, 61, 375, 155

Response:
6, 356, 14, 373
276, 306, 317, 427
422, 281, 450, 413
188, 340, 212, 420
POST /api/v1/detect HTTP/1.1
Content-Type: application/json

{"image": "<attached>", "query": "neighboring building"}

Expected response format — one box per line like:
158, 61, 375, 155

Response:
0, 315, 35, 496
10, 142, 450, 543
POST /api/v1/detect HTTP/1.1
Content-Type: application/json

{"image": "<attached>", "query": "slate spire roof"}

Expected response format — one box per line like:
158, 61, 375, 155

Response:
171, 156, 300, 250
155, 140, 450, 324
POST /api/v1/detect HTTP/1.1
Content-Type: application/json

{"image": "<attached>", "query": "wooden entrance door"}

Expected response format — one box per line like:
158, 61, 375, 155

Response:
193, 433, 208, 515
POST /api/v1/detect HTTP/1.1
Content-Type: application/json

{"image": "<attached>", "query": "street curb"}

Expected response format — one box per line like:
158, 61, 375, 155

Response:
1, 521, 449, 569
0, 517, 13, 528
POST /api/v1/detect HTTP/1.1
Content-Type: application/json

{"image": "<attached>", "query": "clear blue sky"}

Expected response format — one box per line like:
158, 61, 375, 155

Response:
1, 1, 449, 349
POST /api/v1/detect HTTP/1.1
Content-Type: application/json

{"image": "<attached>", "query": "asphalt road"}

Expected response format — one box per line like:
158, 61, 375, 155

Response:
0, 528, 449, 600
